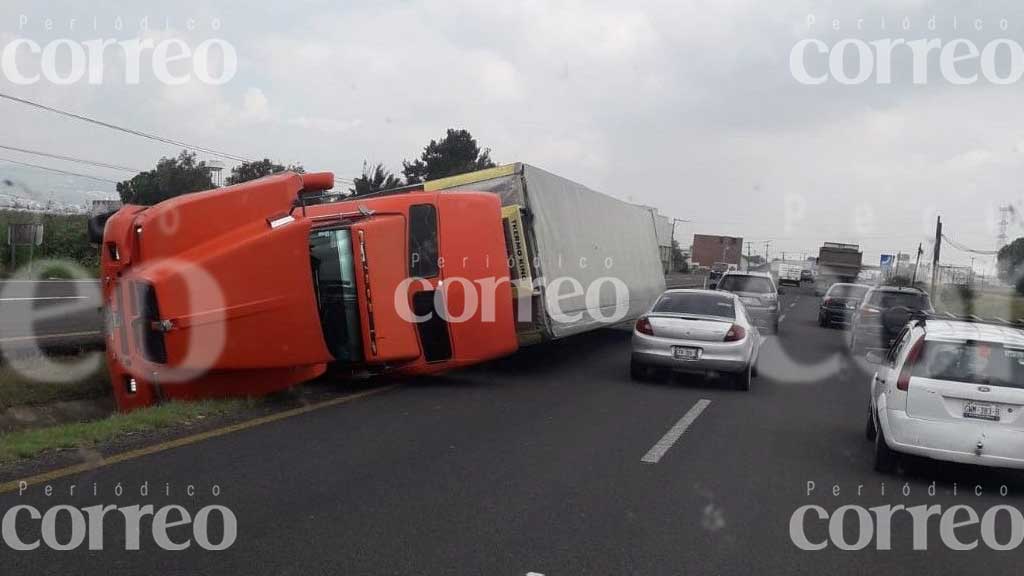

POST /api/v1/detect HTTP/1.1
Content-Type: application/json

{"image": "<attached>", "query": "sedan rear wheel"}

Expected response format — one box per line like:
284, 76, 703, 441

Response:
874, 420, 897, 473
630, 359, 647, 381
735, 363, 752, 391
865, 404, 877, 441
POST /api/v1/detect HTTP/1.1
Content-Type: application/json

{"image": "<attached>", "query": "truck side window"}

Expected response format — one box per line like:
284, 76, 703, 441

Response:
409, 204, 439, 278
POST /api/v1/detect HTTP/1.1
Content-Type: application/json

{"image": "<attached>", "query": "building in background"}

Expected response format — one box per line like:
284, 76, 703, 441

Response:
691, 234, 743, 268
90, 199, 122, 215
637, 206, 675, 273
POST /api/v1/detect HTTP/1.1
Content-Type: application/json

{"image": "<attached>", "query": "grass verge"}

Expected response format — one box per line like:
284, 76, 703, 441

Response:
0, 399, 253, 464
936, 286, 1024, 320
0, 355, 110, 408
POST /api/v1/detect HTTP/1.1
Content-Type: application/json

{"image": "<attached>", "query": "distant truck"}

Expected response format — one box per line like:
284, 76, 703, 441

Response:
90, 163, 666, 411
815, 242, 862, 295
777, 263, 802, 287
692, 234, 743, 269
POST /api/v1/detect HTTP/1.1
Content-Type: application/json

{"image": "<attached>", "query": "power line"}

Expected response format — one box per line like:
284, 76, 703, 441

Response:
0, 143, 142, 173
941, 233, 999, 255
0, 91, 251, 163
0, 156, 119, 184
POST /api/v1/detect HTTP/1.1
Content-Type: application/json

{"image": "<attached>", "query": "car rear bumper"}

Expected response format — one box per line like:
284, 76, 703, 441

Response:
821, 308, 855, 324
631, 332, 751, 374
881, 409, 1024, 470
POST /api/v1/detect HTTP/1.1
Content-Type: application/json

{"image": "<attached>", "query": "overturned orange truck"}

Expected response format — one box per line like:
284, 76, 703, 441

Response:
92, 163, 667, 411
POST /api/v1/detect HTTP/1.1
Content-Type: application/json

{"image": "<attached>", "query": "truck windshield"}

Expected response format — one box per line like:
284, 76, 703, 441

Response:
310, 228, 363, 363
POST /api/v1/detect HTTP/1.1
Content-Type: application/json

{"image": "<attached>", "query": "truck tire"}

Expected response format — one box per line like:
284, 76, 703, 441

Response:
874, 422, 897, 473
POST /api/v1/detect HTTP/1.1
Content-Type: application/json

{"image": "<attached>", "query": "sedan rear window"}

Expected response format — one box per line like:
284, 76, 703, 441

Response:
652, 293, 735, 319
913, 341, 1024, 389
717, 275, 773, 294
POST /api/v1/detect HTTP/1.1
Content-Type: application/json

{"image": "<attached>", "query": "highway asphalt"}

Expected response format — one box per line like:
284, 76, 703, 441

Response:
0, 279, 102, 349
4, 285, 1024, 574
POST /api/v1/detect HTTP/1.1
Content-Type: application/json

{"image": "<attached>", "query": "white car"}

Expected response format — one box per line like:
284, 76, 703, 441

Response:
631, 289, 761, 390
867, 317, 1024, 472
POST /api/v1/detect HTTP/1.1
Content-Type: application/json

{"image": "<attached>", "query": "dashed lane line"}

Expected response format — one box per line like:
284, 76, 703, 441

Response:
641, 399, 712, 464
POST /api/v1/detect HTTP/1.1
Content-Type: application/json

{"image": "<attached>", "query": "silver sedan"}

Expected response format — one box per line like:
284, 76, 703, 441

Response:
630, 289, 761, 390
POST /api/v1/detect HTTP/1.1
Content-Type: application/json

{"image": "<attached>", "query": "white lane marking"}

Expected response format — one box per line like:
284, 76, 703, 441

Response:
0, 279, 98, 283
0, 330, 102, 343
0, 296, 90, 302
641, 399, 712, 464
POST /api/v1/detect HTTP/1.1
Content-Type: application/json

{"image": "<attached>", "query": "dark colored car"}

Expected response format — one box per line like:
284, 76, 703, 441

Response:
848, 286, 934, 355
800, 269, 814, 282
818, 283, 871, 328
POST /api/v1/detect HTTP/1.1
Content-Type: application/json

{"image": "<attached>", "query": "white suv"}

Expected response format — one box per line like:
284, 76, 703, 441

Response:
866, 317, 1024, 472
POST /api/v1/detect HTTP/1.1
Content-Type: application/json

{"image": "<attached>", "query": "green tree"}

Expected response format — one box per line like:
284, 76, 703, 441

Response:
349, 162, 403, 196
997, 237, 1024, 293
402, 128, 496, 184
226, 158, 304, 185
116, 150, 215, 206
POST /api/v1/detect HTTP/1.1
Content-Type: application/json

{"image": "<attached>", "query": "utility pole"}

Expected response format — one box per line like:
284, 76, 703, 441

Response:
912, 243, 923, 285
969, 256, 976, 286
763, 240, 772, 263
668, 218, 691, 272
930, 215, 942, 295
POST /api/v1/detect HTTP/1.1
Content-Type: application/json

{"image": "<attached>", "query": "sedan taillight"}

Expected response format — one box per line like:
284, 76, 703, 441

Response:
724, 324, 746, 342
897, 338, 925, 391
635, 316, 654, 336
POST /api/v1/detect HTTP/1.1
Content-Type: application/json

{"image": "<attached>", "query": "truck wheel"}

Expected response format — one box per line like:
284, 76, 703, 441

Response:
735, 364, 752, 391
865, 404, 877, 441
874, 422, 897, 473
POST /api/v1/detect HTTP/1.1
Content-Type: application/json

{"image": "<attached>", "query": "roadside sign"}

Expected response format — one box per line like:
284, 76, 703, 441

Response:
880, 254, 894, 273
7, 223, 43, 246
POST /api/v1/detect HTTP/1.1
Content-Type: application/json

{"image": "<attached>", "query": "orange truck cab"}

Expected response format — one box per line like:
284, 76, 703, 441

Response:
97, 172, 518, 411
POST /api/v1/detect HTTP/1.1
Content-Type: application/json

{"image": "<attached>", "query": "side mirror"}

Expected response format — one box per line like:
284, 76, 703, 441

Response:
865, 351, 884, 365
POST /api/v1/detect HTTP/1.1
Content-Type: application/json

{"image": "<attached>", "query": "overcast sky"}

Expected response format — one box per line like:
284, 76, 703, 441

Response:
1, 0, 1023, 273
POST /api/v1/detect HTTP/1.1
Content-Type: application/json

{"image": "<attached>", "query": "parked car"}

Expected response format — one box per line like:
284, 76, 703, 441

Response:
631, 289, 761, 390
800, 269, 814, 283
818, 283, 871, 328
848, 286, 933, 355
866, 316, 1024, 472
716, 271, 781, 333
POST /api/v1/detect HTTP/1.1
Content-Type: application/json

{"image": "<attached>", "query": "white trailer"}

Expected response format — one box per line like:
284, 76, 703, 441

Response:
423, 163, 667, 344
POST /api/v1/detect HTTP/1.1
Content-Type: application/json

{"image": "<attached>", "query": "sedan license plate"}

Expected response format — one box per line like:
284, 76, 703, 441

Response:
964, 401, 1000, 422
673, 346, 702, 361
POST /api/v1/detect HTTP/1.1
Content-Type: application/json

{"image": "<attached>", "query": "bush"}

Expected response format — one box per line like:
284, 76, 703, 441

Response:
0, 210, 99, 278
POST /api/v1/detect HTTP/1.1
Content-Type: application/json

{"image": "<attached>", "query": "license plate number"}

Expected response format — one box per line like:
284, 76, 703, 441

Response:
673, 346, 701, 360
964, 401, 1000, 422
